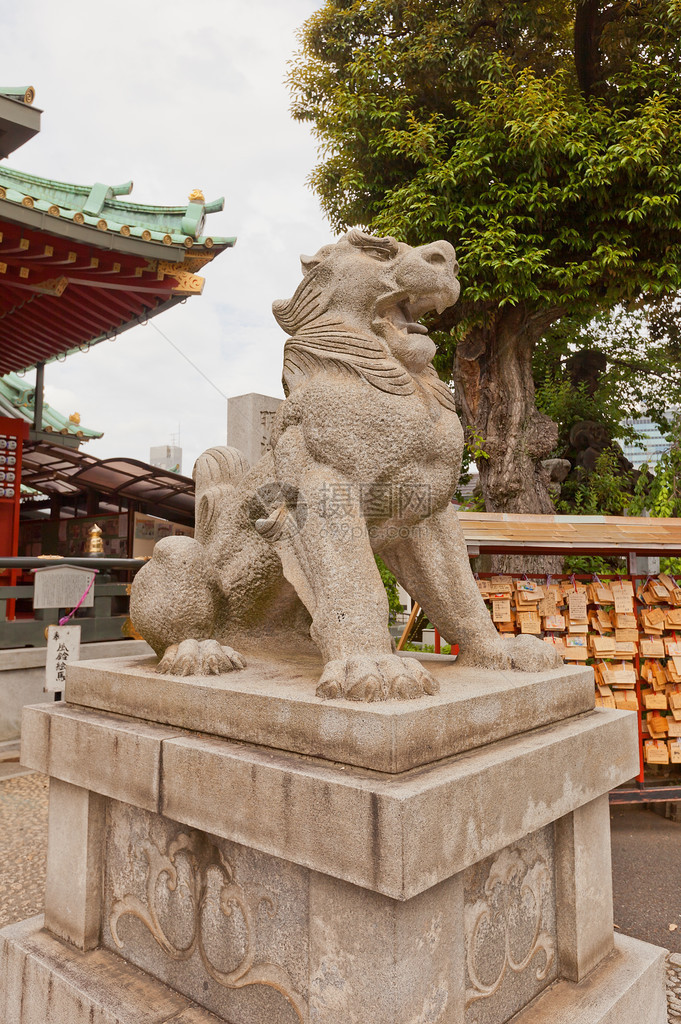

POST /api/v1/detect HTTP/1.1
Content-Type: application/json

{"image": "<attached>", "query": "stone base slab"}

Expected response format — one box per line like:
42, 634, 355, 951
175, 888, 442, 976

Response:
0, 918, 666, 1024
0, 916, 221, 1024
514, 932, 667, 1024
64, 653, 594, 772
12, 659, 664, 1024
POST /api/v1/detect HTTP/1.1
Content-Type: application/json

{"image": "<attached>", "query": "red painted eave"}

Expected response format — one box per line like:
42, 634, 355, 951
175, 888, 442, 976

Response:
0, 217, 227, 374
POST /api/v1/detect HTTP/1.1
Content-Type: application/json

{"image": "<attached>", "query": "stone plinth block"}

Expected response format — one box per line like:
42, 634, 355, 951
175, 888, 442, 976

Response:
64, 652, 595, 772
44, 780, 105, 951
0, 916, 223, 1024
22, 698, 636, 898
0, 917, 665, 1024
2, 659, 667, 1024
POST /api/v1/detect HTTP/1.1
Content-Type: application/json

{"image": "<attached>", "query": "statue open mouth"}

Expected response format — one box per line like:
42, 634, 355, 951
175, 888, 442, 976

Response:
387, 298, 430, 335
378, 291, 452, 335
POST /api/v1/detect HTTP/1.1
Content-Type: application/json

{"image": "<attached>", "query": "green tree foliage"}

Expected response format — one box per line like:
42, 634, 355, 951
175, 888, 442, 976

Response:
643, 418, 681, 574
292, 0, 681, 310
375, 554, 402, 622
570, 414, 681, 572
290, 0, 681, 514
535, 300, 681, 452
557, 447, 638, 514
630, 414, 681, 519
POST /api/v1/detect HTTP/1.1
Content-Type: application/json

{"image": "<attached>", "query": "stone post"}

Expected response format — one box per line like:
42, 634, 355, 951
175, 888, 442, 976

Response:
227, 392, 283, 467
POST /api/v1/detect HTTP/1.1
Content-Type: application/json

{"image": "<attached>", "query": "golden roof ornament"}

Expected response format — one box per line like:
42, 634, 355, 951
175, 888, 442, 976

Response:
86, 523, 104, 555
188, 188, 205, 203
69, 412, 81, 424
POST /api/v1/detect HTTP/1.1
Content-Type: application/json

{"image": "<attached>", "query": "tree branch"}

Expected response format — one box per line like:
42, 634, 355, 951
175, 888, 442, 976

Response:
603, 354, 681, 386
468, 18, 498, 39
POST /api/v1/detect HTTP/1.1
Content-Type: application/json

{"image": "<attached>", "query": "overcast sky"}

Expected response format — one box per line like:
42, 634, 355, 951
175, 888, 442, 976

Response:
1, 0, 329, 475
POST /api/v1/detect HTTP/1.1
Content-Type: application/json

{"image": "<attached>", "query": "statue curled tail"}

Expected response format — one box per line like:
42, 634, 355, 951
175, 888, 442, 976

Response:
193, 446, 250, 544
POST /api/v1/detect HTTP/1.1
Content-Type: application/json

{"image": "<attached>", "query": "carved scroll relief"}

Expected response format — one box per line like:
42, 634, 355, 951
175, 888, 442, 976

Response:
109, 830, 306, 1022
465, 845, 556, 1009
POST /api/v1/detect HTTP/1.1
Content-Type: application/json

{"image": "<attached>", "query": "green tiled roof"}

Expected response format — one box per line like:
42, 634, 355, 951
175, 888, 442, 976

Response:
0, 87, 35, 104
0, 166, 234, 249
0, 372, 103, 440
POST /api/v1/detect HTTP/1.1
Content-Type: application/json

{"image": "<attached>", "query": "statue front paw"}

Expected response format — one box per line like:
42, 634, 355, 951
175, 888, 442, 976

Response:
456, 633, 563, 672
157, 638, 246, 676
505, 633, 564, 671
316, 653, 439, 702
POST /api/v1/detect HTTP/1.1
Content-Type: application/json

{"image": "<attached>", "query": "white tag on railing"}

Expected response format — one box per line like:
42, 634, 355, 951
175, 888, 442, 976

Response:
33, 566, 96, 610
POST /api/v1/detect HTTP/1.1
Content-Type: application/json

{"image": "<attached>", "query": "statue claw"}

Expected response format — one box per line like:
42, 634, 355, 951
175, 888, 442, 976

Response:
315, 653, 438, 702
456, 633, 563, 672
156, 638, 246, 677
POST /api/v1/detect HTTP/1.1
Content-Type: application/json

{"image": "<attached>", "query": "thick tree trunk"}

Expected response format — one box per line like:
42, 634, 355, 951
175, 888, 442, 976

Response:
455, 304, 558, 513
454, 303, 562, 573
574, 0, 602, 98
573, 0, 627, 100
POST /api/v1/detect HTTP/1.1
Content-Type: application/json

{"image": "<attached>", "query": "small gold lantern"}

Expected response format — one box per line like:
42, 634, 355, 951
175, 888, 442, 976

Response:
86, 524, 104, 556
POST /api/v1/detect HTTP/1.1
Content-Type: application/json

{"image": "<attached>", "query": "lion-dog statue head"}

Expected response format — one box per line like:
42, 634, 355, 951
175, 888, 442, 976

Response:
272, 229, 460, 410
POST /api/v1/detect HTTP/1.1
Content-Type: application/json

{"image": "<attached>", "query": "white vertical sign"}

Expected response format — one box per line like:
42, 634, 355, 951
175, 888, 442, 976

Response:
45, 624, 81, 694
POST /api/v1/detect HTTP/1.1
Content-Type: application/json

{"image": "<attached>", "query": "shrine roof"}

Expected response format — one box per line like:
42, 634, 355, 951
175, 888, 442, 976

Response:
21, 441, 195, 525
0, 165, 235, 250
0, 172, 236, 375
0, 372, 102, 441
0, 88, 41, 158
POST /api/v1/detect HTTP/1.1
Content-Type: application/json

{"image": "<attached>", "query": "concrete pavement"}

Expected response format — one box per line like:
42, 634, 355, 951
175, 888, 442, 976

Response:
0, 771, 48, 932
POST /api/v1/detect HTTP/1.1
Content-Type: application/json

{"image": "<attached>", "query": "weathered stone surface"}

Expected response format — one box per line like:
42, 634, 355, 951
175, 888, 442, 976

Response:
555, 794, 614, 982
130, 231, 562, 701
65, 654, 594, 772
307, 869, 464, 1024
44, 780, 105, 950
21, 703, 184, 811
101, 801, 308, 1024
0, 915, 223, 1023
0, 666, 47, 743
463, 826, 558, 1023
99, 797, 466, 1024
394, 708, 638, 900
513, 933, 667, 1024
0, 915, 666, 1024
132, 709, 642, 898
21, 700, 638, 900
227, 392, 282, 468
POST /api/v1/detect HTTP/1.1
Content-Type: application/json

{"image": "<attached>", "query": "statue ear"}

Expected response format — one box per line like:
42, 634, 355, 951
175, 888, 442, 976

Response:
300, 254, 320, 274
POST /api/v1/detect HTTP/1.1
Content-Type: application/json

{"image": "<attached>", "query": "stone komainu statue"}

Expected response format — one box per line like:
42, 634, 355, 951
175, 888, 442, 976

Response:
131, 230, 561, 700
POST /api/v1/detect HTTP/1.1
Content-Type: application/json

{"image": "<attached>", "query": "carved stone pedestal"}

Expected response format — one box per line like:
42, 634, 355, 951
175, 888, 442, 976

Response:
0, 653, 668, 1024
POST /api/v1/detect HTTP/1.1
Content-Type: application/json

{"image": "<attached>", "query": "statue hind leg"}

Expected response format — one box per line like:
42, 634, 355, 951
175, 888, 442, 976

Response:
130, 534, 245, 674
130, 444, 252, 676
130, 446, 251, 671
380, 503, 562, 672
